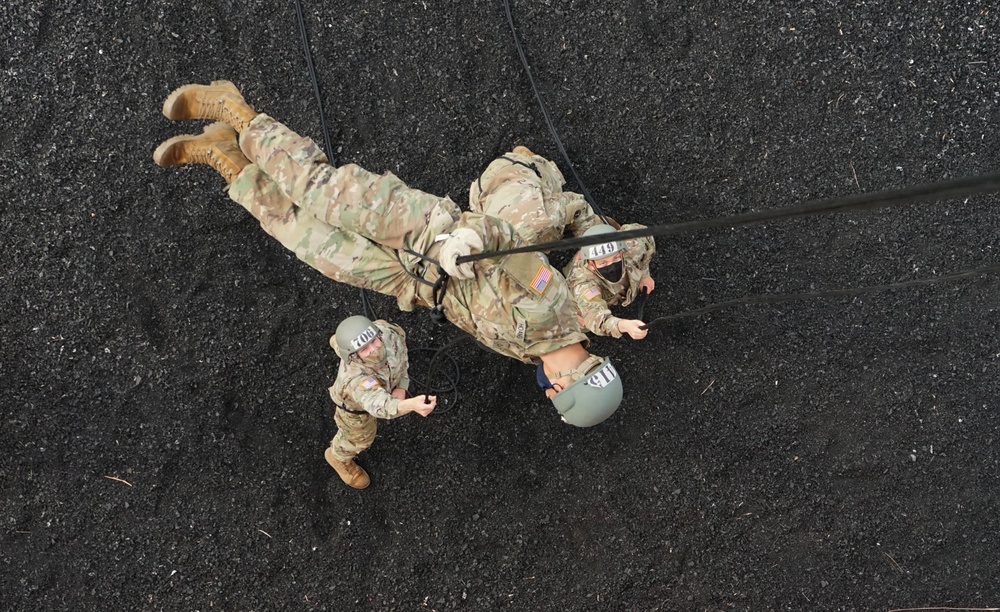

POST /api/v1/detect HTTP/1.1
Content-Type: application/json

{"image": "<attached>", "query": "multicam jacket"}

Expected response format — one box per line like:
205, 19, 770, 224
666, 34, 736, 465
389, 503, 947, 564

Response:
563, 223, 656, 338
231, 114, 589, 363
329, 320, 410, 419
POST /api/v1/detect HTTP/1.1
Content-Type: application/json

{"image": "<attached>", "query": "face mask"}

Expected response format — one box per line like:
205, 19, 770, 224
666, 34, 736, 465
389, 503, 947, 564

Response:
596, 260, 624, 283
536, 362, 554, 390
360, 342, 387, 367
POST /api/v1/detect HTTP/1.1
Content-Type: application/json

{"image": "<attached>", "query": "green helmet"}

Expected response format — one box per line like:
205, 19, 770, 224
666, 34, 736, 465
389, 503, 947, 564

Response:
549, 355, 623, 427
580, 224, 622, 261
332, 315, 379, 356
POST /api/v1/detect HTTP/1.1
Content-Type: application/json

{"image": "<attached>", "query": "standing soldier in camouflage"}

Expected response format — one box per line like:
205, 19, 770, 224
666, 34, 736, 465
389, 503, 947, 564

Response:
326, 315, 435, 489
152, 79, 623, 427
564, 224, 657, 340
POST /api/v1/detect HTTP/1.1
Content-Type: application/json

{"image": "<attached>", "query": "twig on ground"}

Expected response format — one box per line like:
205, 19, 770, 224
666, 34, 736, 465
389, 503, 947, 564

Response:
883, 550, 903, 573
103, 475, 133, 487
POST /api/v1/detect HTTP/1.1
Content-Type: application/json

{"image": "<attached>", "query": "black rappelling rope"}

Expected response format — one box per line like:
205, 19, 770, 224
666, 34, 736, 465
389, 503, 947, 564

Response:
293, 0, 468, 415
407, 336, 474, 415
501, 0, 609, 224
643, 260, 1000, 327
293, 0, 380, 321
499, 0, 1000, 325
458, 170, 1000, 323
359, 287, 380, 322
457, 171, 1000, 264
293, 0, 337, 166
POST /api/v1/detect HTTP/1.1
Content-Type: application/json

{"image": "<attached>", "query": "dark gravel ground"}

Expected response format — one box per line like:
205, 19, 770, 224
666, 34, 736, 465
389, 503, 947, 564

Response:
4, 1, 1000, 610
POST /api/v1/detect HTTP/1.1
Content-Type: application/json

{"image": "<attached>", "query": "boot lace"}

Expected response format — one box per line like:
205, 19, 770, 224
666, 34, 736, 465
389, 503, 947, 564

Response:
190, 147, 236, 183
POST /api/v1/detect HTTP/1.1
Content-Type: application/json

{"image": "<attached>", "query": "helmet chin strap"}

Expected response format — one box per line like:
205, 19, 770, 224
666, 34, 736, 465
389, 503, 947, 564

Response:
547, 354, 603, 384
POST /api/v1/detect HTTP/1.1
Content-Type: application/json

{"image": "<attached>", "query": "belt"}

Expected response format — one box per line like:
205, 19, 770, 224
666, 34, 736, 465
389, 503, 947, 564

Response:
336, 404, 368, 416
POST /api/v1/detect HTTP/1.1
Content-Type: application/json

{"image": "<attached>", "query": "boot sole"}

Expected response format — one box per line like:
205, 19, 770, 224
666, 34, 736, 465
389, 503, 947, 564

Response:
162, 79, 242, 121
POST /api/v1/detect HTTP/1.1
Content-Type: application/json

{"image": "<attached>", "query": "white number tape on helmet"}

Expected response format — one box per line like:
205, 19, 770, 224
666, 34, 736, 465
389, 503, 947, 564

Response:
585, 362, 619, 389
585, 241, 621, 260
351, 326, 378, 351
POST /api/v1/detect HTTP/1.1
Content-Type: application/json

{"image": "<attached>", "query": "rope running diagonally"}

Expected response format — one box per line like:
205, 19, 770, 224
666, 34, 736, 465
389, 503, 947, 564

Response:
501, 0, 609, 224
457, 171, 1000, 264
642, 261, 1000, 328
458, 170, 1000, 322
293, 0, 380, 321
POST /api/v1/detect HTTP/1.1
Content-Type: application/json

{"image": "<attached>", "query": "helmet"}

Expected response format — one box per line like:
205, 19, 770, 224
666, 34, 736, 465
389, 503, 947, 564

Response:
332, 315, 379, 356
549, 355, 623, 427
580, 224, 622, 261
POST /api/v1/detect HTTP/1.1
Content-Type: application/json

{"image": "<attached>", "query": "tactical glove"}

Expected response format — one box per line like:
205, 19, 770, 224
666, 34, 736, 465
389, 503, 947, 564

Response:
438, 228, 483, 280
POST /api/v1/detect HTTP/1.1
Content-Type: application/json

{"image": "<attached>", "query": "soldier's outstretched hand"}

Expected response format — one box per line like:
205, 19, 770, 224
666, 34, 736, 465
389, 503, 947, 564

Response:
617, 319, 648, 340
399, 394, 437, 417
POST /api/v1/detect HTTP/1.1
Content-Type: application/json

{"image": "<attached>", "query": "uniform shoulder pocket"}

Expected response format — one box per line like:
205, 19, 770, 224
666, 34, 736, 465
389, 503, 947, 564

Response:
502, 252, 555, 297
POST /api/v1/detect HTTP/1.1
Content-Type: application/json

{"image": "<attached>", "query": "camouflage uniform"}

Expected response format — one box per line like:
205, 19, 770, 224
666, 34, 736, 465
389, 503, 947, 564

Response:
562, 225, 656, 338
227, 114, 588, 362
469, 151, 597, 245
327, 320, 410, 462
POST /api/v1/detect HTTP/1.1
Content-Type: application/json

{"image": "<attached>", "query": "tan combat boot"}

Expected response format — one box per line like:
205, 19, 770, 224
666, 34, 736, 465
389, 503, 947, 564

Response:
153, 122, 250, 184
162, 79, 257, 133
512, 145, 536, 157
324, 447, 371, 489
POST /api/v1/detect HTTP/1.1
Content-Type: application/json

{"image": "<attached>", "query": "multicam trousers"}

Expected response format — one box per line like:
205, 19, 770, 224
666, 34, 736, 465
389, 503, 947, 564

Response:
469, 151, 596, 246
225, 113, 589, 363
329, 408, 377, 462
227, 113, 460, 311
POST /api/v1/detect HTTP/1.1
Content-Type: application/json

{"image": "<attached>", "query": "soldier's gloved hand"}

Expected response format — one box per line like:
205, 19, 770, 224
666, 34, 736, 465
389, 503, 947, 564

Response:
438, 228, 483, 280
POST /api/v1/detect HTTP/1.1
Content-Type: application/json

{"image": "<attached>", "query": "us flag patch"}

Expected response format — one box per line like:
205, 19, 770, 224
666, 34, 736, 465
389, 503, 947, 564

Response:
584, 286, 601, 301
530, 265, 552, 294
360, 377, 378, 389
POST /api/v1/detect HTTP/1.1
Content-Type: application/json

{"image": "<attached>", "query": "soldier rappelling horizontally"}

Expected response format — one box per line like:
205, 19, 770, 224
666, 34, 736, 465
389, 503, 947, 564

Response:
465, 148, 657, 342
325, 316, 435, 489
152, 80, 622, 427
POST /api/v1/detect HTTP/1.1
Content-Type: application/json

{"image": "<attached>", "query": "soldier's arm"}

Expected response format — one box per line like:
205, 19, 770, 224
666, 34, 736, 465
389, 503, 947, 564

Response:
454, 211, 521, 254
621, 223, 656, 278
345, 374, 404, 419
383, 322, 411, 392
571, 279, 623, 338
